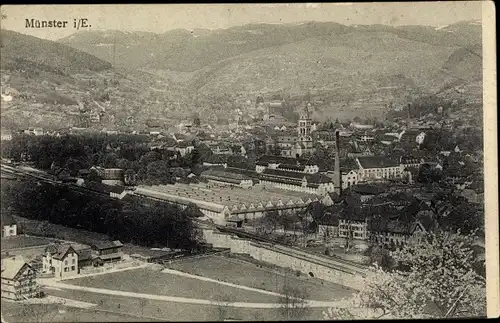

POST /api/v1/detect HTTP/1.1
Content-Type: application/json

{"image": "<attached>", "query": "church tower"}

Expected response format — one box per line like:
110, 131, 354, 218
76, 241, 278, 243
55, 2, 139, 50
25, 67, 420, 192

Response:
294, 102, 314, 157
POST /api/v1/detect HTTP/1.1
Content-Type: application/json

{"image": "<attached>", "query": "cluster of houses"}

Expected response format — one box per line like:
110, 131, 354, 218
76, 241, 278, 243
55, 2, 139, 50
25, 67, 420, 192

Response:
41, 240, 124, 279
1, 236, 124, 300
313, 186, 439, 251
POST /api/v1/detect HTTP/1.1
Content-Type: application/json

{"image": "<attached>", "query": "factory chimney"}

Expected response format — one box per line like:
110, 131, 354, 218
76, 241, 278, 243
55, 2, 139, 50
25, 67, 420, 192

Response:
407, 103, 412, 128
334, 130, 342, 195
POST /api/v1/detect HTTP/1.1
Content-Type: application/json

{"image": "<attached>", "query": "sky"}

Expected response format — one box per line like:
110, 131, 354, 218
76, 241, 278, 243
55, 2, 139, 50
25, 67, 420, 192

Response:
1, 2, 483, 41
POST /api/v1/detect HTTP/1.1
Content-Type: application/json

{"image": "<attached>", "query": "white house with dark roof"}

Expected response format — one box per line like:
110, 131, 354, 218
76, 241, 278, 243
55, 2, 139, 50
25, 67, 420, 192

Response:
42, 245, 78, 279
1, 214, 17, 238
356, 156, 403, 182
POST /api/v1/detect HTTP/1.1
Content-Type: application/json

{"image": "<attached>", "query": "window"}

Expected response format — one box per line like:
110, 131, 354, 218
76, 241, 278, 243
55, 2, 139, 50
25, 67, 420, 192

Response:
71, 266, 75, 271
64, 267, 68, 272
9, 229, 14, 234
64, 260, 68, 265
72, 259, 76, 264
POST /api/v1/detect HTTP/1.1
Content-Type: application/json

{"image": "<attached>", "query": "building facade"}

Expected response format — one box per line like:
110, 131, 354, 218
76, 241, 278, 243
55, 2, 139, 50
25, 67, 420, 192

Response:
42, 245, 79, 279
1, 214, 17, 238
1, 256, 38, 300
356, 156, 403, 182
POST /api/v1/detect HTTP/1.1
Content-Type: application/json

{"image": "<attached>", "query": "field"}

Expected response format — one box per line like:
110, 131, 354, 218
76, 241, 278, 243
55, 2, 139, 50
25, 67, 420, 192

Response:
64, 267, 281, 303
1, 299, 160, 322
39, 288, 327, 321
168, 254, 355, 301
1, 235, 56, 250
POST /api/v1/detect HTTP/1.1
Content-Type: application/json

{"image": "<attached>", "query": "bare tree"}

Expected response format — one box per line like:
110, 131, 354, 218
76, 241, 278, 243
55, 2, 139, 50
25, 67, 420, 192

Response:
139, 298, 148, 317
212, 294, 234, 321
278, 283, 310, 321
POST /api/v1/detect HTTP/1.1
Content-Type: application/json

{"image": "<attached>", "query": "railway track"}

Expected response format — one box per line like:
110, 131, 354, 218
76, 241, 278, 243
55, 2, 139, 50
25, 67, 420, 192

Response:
217, 226, 368, 275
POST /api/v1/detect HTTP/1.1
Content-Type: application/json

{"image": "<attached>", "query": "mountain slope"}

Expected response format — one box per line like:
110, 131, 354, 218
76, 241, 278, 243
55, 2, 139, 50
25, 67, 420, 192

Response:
0, 30, 181, 130
1, 30, 112, 74
59, 21, 481, 73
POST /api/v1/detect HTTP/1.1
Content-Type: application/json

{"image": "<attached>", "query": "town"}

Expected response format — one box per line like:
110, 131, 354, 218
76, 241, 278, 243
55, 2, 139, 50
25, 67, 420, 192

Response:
1, 93, 486, 321
0, 3, 489, 321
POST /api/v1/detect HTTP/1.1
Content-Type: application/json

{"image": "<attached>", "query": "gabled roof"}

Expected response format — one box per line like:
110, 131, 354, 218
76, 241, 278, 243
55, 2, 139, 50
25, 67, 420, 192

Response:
201, 168, 251, 182
52, 245, 76, 261
351, 184, 387, 195
327, 192, 341, 202
262, 168, 305, 180
1, 256, 31, 280
76, 249, 93, 262
93, 240, 123, 250
45, 244, 77, 260
306, 173, 333, 184
357, 156, 400, 168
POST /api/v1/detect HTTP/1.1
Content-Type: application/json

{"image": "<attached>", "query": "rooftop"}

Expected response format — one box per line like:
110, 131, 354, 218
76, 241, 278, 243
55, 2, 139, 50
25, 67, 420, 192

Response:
93, 240, 123, 250
357, 156, 400, 169
1, 256, 30, 280
135, 182, 318, 213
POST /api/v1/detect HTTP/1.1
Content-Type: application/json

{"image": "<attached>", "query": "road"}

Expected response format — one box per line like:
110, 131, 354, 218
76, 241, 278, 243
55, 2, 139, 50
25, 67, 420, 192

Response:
41, 279, 348, 309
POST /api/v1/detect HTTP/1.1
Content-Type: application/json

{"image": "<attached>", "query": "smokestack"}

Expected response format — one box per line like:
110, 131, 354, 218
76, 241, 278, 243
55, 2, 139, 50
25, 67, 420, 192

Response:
407, 103, 411, 128
334, 130, 342, 195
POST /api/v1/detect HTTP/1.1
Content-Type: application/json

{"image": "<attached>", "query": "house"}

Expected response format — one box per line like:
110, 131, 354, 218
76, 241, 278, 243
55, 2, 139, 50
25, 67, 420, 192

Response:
259, 168, 335, 195
102, 168, 124, 185
174, 141, 195, 157
201, 168, 254, 189
33, 128, 44, 136
339, 217, 369, 241
92, 240, 123, 264
1, 256, 38, 300
1, 214, 17, 238
416, 132, 426, 145
1, 130, 12, 141
356, 156, 402, 182
74, 246, 93, 269
359, 135, 375, 142
368, 217, 434, 248
42, 244, 79, 278
459, 181, 484, 204
316, 211, 340, 242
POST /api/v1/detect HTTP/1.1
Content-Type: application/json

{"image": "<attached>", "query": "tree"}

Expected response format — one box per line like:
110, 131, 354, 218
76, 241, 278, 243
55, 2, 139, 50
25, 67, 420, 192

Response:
279, 283, 310, 320
192, 113, 201, 127
366, 245, 395, 271
212, 294, 234, 321
323, 231, 486, 319
139, 298, 148, 317
257, 210, 280, 235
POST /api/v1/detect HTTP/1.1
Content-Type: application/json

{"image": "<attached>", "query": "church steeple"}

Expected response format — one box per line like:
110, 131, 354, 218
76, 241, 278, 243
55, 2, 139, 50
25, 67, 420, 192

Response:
300, 102, 312, 120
